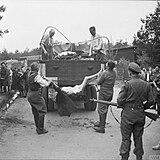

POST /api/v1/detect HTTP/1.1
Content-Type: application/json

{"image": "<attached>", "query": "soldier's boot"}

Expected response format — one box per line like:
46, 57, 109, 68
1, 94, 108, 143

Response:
93, 113, 106, 133
136, 155, 143, 160
36, 115, 48, 135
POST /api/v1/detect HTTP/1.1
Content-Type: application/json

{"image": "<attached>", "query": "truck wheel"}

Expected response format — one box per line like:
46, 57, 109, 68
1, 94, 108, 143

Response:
84, 85, 97, 111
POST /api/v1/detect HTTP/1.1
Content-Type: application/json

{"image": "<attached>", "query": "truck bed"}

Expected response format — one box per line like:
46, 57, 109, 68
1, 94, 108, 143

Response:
44, 60, 102, 86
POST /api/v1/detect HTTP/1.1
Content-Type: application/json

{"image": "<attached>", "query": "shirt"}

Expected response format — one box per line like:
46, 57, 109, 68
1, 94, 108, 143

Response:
117, 76, 154, 108
89, 34, 103, 55
97, 69, 116, 96
34, 74, 50, 87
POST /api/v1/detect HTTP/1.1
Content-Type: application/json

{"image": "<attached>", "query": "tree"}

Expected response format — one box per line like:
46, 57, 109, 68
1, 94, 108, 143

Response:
114, 39, 130, 48
133, 2, 160, 66
0, 5, 9, 37
119, 58, 130, 81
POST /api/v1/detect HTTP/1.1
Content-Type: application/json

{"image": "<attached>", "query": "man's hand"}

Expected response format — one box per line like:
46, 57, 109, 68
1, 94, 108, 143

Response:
44, 50, 48, 55
157, 87, 160, 92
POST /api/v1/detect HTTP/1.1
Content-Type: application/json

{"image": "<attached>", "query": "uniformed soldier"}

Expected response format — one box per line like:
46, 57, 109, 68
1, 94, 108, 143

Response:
117, 62, 154, 160
27, 62, 52, 135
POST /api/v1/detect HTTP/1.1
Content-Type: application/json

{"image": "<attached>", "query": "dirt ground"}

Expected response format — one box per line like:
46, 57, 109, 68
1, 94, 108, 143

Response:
0, 85, 160, 160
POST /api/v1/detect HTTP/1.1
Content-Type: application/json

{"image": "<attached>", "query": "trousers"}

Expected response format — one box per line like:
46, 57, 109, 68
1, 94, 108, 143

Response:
119, 108, 145, 158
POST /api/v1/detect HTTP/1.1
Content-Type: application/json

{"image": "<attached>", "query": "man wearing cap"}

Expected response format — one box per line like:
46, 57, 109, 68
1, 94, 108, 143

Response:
40, 29, 58, 60
117, 62, 154, 160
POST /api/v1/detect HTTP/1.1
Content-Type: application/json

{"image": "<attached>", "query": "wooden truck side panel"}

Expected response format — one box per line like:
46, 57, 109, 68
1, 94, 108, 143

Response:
45, 60, 102, 86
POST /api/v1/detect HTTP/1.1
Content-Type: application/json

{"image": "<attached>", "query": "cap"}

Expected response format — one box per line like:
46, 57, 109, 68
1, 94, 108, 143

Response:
128, 62, 141, 73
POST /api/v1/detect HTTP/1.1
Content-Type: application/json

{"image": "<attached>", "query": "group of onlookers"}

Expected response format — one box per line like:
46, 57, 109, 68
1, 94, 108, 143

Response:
0, 61, 30, 97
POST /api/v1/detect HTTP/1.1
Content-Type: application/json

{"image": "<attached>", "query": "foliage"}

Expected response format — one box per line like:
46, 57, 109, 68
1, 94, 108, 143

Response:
103, 39, 130, 61
0, 5, 9, 38
114, 39, 130, 48
118, 57, 130, 81
133, 2, 160, 66
0, 47, 40, 60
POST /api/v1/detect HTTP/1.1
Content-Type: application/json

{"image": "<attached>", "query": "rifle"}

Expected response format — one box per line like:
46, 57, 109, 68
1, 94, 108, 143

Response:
90, 99, 159, 121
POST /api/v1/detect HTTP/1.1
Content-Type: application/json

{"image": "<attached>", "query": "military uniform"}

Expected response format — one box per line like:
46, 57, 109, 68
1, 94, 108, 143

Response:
117, 62, 154, 160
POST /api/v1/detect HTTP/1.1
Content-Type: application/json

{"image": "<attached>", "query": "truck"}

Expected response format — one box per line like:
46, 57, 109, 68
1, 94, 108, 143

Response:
39, 26, 109, 112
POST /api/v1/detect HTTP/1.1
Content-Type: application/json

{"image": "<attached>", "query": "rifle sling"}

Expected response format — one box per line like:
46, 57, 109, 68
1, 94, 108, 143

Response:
129, 82, 147, 110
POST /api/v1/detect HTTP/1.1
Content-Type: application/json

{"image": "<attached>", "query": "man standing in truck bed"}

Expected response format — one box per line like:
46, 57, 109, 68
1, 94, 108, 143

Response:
88, 26, 106, 61
40, 29, 58, 60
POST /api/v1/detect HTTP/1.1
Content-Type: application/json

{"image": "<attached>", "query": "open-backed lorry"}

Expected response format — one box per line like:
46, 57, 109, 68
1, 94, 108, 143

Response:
40, 27, 109, 112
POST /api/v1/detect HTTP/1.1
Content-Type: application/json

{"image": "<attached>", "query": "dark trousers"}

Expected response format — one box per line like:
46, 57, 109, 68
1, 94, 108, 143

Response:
31, 106, 45, 129
120, 109, 145, 159
42, 51, 54, 60
155, 94, 160, 115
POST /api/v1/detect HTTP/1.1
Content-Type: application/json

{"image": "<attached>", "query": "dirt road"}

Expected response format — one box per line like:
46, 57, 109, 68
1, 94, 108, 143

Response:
0, 86, 160, 160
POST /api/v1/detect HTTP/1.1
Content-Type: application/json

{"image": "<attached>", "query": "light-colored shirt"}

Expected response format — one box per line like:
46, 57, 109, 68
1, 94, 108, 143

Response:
34, 74, 50, 87
89, 34, 103, 55
40, 34, 54, 48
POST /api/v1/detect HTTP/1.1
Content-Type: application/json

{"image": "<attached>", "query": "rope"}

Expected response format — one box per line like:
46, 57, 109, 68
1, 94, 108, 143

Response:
75, 36, 111, 54
39, 26, 73, 54
110, 105, 120, 124
109, 105, 153, 129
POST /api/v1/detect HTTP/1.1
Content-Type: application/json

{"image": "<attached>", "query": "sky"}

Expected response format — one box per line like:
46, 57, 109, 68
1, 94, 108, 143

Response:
0, 0, 158, 52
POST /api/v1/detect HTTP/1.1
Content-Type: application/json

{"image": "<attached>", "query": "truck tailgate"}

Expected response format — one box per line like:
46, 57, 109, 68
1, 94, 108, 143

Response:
45, 60, 102, 86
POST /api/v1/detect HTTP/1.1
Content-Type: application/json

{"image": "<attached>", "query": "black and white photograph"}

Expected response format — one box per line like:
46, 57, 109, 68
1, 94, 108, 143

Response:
0, 0, 160, 160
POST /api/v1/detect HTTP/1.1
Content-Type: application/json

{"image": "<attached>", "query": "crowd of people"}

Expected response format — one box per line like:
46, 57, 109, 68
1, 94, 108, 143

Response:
0, 61, 30, 97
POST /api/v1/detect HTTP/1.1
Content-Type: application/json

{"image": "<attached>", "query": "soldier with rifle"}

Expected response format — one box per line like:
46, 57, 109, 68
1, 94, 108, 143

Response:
117, 62, 154, 160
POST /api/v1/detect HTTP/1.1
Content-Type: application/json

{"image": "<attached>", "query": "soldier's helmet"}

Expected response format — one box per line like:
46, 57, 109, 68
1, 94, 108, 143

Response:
128, 62, 141, 73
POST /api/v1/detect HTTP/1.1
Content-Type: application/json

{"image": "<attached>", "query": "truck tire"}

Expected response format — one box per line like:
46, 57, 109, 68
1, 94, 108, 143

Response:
84, 85, 97, 111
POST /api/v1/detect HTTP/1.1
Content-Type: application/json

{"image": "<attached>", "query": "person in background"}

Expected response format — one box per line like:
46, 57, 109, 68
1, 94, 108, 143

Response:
88, 26, 106, 61
5, 63, 12, 92
117, 62, 154, 160
17, 68, 24, 97
11, 68, 19, 92
93, 60, 116, 133
40, 29, 58, 60
140, 67, 147, 81
151, 68, 160, 115
27, 62, 52, 135
20, 66, 28, 97
151, 65, 160, 81
24, 67, 30, 97
0, 64, 3, 92
0, 62, 7, 92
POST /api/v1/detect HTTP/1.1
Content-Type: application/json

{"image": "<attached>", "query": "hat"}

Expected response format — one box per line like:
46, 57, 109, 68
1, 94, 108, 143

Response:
128, 62, 141, 73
